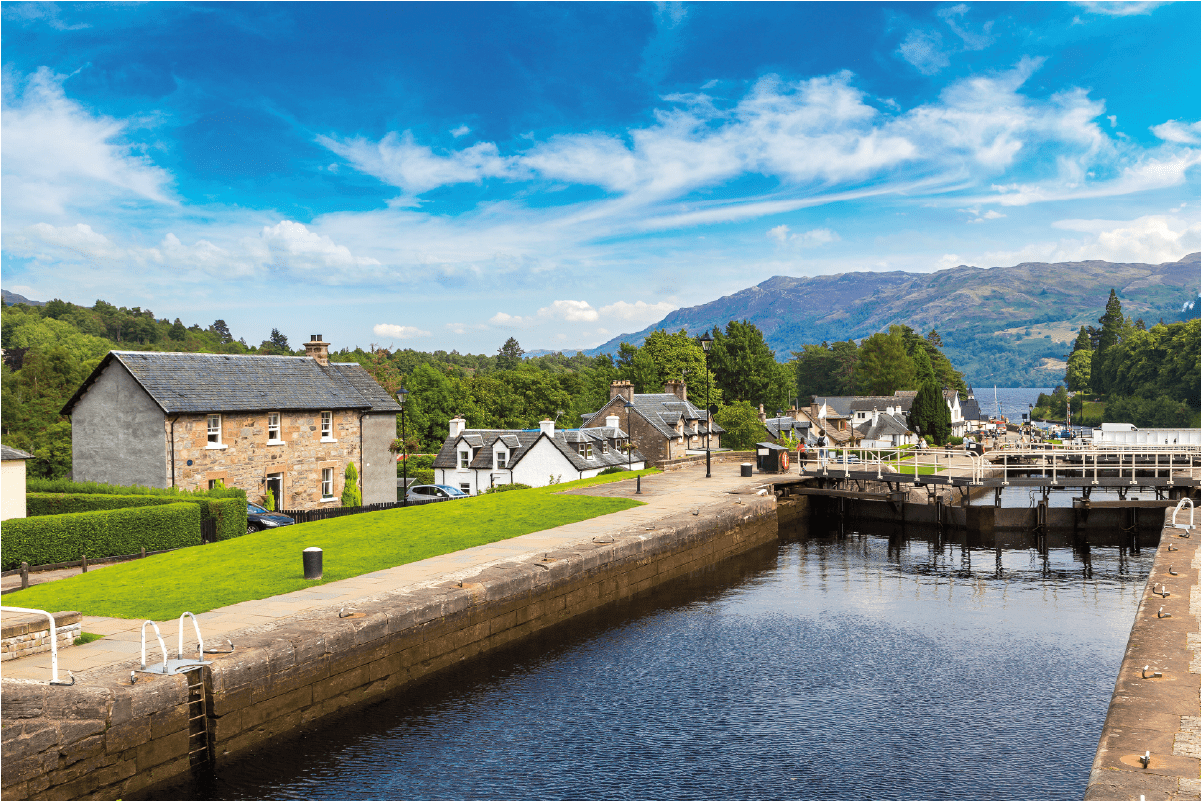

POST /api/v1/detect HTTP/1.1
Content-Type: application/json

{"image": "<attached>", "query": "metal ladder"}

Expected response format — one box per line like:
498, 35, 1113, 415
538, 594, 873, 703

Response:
183, 666, 212, 767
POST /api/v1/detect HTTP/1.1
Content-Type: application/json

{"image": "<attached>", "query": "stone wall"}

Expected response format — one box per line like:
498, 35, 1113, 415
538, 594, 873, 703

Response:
171, 410, 360, 509
0, 497, 778, 801
1, 613, 81, 663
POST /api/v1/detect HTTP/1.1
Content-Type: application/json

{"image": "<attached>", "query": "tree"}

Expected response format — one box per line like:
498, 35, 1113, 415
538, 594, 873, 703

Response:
708, 321, 782, 407
912, 346, 935, 384
640, 329, 705, 386
910, 381, 951, 444
628, 347, 661, 394
1065, 349, 1092, 394
270, 328, 290, 350
1091, 289, 1124, 392
496, 337, 524, 370
169, 318, 187, 341
925, 329, 943, 348
855, 329, 915, 396
342, 462, 361, 507
211, 320, 233, 344
713, 400, 766, 450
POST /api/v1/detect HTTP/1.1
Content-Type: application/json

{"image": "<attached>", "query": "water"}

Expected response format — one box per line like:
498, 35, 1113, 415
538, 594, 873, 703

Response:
976, 387, 1054, 421
166, 531, 1149, 801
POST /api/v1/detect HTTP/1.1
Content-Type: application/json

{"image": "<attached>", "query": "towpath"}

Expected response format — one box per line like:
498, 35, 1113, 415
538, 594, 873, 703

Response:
2, 462, 771, 682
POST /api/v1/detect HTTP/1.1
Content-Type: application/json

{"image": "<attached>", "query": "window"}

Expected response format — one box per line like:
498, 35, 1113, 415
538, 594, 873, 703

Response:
207, 414, 222, 446
459, 450, 470, 469
459, 483, 471, 495
208, 479, 219, 490
321, 468, 334, 499
577, 442, 593, 459
495, 450, 508, 469
320, 411, 333, 440
601, 441, 609, 454
268, 412, 281, 441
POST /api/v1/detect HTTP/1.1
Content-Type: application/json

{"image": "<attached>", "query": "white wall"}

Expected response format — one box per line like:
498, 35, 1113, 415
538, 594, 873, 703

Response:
435, 436, 647, 492
1, 459, 27, 520
1093, 428, 1201, 446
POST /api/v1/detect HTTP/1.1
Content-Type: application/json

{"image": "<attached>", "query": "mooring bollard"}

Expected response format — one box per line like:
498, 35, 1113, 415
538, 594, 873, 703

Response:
20, 562, 29, 590
303, 547, 323, 580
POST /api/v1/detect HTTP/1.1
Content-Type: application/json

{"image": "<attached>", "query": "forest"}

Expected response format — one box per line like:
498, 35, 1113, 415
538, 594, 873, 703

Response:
3, 297, 975, 479
1032, 289, 1201, 428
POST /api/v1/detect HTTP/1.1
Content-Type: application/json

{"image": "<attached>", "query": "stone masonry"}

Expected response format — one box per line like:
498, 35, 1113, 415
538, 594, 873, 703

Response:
170, 410, 359, 509
1, 612, 82, 663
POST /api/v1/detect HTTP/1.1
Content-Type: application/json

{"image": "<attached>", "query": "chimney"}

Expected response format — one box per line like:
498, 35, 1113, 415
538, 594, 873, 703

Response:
663, 380, 687, 401
610, 380, 634, 403
758, 404, 766, 424
304, 334, 330, 366
872, 407, 880, 426
605, 415, 620, 430
539, 419, 555, 437
449, 417, 466, 438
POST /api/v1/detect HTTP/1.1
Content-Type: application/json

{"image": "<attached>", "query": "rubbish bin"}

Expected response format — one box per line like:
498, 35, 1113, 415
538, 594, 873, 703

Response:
740, 463, 753, 477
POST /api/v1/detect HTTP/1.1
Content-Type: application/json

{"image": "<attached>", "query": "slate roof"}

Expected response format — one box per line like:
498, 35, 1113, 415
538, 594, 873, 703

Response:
849, 395, 914, 413
593, 393, 724, 440
854, 412, 912, 441
764, 416, 811, 441
813, 397, 853, 418
1, 445, 34, 460
960, 397, 985, 421
61, 352, 401, 415
433, 427, 645, 473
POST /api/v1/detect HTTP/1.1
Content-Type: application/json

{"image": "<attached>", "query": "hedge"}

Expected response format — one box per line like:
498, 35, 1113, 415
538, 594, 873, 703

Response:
26, 484, 248, 543
1, 503, 201, 570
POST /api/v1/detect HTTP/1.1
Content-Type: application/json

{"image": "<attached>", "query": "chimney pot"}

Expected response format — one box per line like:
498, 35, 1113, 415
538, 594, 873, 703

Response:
610, 380, 634, 403
539, 419, 555, 437
605, 415, 620, 430
304, 335, 330, 365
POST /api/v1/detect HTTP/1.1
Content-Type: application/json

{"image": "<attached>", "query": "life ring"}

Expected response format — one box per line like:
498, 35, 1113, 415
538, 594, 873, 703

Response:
780, 451, 789, 470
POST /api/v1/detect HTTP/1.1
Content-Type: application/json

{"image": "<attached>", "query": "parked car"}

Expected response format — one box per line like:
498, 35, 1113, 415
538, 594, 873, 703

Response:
406, 484, 471, 501
831, 454, 861, 464
247, 503, 295, 533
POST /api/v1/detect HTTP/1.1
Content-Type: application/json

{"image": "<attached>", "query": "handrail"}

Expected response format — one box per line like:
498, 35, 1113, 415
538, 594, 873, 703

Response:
140, 620, 169, 672
1173, 498, 1195, 532
0, 606, 74, 685
177, 612, 204, 660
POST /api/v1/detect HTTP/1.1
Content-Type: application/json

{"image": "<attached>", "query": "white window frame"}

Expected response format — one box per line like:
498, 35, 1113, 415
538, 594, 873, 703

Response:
321, 467, 334, 500
206, 414, 225, 449
320, 411, 336, 442
459, 450, 470, 469
495, 449, 507, 469
267, 412, 282, 444
459, 482, 471, 495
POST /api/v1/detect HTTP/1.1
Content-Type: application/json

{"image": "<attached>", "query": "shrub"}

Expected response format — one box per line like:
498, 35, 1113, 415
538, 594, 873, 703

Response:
342, 462, 361, 507
484, 483, 533, 494
947, 436, 964, 446
405, 468, 435, 486
598, 466, 628, 476
26, 492, 247, 543
2, 503, 201, 569
27, 477, 246, 501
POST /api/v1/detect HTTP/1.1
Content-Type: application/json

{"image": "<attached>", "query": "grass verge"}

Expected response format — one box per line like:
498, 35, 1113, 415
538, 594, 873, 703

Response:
74, 632, 103, 645
7, 469, 659, 621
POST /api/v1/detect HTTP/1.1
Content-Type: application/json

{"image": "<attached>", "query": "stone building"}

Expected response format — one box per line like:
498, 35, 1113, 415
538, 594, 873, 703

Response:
61, 337, 400, 509
581, 381, 722, 464
432, 417, 646, 494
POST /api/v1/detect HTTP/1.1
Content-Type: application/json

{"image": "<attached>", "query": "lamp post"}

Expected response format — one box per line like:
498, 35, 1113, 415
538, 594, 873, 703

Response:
700, 331, 713, 478
397, 387, 408, 507
624, 399, 640, 494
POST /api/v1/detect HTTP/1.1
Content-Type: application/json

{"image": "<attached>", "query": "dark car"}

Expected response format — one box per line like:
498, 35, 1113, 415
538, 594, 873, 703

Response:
247, 502, 295, 533
406, 484, 471, 501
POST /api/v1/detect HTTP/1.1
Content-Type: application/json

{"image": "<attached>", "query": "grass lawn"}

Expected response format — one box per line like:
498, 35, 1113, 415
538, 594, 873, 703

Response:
6, 470, 658, 621
892, 464, 945, 476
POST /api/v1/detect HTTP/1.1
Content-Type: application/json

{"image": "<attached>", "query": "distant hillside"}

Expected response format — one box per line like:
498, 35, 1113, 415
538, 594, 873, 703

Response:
2, 289, 45, 306
588, 253, 1201, 387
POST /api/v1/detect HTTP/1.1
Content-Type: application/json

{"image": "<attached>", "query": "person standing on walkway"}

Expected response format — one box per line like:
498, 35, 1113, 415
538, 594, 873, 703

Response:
817, 430, 828, 467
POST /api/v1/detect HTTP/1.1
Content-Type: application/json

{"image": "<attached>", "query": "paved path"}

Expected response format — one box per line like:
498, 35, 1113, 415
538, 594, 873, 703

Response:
1, 560, 122, 595
1, 463, 773, 682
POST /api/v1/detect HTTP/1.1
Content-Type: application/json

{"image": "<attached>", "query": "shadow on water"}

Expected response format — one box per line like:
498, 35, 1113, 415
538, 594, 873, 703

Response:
163, 517, 1151, 801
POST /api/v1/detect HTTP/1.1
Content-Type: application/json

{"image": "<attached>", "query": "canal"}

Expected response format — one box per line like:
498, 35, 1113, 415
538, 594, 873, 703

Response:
165, 516, 1150, 801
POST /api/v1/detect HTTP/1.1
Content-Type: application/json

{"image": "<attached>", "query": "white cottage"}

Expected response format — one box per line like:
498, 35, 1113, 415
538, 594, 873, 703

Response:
432, 417, 646, 494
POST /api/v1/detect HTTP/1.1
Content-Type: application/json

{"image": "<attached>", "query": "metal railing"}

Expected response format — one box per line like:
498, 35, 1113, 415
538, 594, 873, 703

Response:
800, 447, 986, 484
2, 606, 75, 684
1173, 498, 1195, 532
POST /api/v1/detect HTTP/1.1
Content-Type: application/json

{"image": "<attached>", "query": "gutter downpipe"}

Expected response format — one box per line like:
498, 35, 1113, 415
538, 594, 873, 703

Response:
169, 415, 179, 488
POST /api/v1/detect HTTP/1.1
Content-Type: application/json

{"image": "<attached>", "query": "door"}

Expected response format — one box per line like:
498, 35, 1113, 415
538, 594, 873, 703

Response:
266, 473, 283, 511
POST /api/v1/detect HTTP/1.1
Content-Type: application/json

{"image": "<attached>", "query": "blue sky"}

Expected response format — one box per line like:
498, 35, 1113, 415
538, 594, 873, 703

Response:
3, 1, 1199, 353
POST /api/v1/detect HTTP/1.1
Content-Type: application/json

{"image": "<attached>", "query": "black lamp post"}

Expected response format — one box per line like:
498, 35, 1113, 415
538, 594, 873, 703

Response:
397, 387, 408, 507
700, 331, 713, 478
625, 398, 641, 494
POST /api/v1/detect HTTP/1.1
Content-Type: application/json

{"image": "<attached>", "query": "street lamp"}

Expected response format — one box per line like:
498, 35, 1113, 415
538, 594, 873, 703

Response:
699, 331, 713, 478
397, 387, 409, 507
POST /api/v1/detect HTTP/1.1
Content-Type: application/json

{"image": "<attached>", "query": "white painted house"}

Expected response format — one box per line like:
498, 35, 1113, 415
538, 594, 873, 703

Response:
432, 417, 647, 494
1, 445, 33, 521
1091, 423, 1201, 447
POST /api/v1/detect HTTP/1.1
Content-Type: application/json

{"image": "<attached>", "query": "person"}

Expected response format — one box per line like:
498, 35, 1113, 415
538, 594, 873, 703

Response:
817, 430, 829, 468
797, 439, 807, 466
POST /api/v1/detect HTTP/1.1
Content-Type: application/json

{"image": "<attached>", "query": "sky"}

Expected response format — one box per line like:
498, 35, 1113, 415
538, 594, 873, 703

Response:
2, 2, 1200, 355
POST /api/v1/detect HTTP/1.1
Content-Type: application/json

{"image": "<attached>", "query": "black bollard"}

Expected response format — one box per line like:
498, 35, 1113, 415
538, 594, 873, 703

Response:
303, 547, 323, 580
636, 475, 641, 494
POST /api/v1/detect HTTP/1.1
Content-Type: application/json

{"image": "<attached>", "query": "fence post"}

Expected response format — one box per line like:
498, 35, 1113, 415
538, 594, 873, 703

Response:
20, 562, 29, 590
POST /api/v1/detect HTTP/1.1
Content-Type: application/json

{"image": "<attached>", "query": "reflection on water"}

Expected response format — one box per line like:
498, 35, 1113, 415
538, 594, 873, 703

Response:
163, 530, 1149, 801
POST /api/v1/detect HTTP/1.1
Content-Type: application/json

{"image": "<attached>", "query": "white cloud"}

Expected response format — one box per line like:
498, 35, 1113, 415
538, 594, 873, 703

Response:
937, 5, 995, 51
970, 212, 1201, 267
897, 30, 950, 75
258, 220, 381, 275
489, 311, 532, 327
538, 299, 599, 322
1151, 119, 1201, 145
316, 130, 517, 197
1, 67, 174, 220
599, 300, 677, 322
1075, 1, 1164, 16
767, 224, 840, 245
373, 323, 431, 339
450, 125, 471, 138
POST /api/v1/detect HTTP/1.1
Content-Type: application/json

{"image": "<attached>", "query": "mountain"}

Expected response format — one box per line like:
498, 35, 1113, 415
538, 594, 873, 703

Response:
588, 253, 1201, 387
2, 289, 45, 307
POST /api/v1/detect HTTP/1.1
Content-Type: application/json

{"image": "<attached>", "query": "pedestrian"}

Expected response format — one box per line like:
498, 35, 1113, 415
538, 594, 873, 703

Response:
817, 430, 829, 467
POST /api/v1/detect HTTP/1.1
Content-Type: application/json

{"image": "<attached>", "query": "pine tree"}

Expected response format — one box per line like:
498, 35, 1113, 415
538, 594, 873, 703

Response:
496, 337, 524, 370
341, 462, 361, 507
911, 381, 950, 444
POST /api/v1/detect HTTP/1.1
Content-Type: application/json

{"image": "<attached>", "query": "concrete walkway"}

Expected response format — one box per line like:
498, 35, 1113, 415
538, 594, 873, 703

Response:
1, 463, 773, 683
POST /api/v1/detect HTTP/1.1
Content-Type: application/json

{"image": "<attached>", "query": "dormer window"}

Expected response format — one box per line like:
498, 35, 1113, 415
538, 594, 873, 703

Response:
577, 442, 593, 459
459, 450, 470, 469
495, 449, 508, 469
